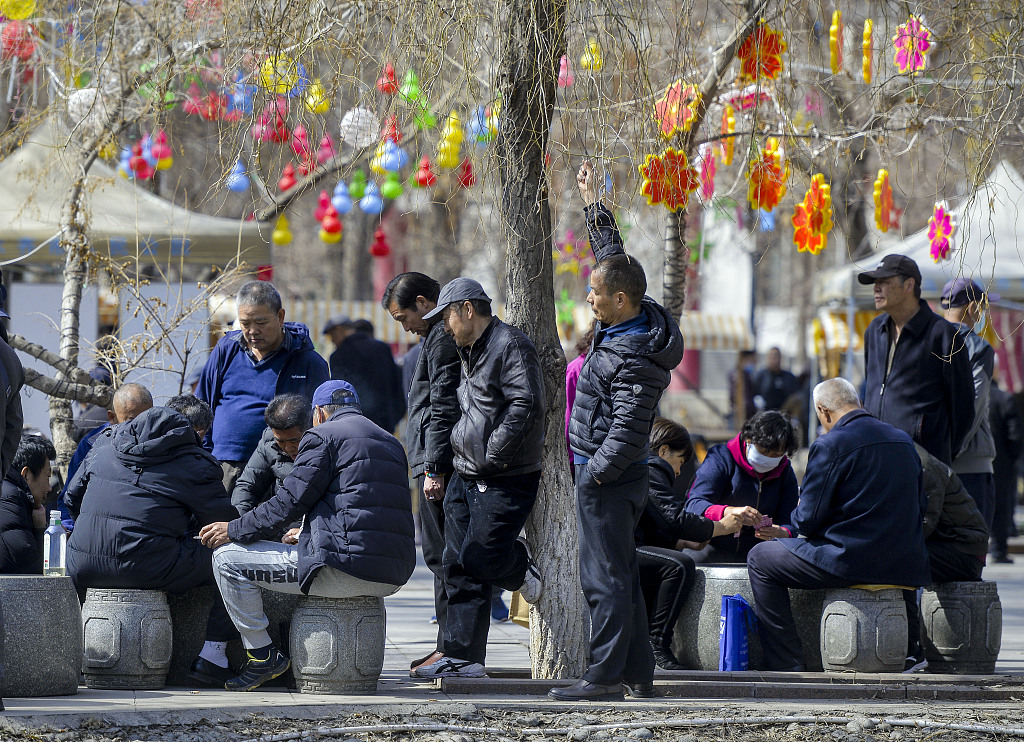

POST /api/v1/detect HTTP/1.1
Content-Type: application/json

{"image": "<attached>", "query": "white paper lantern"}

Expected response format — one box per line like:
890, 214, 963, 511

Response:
66, 88, 110, 137
339, 107, 379, 148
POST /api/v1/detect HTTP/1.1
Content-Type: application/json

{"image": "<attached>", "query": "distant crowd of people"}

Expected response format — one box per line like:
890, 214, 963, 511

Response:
0, 159, 1019, 701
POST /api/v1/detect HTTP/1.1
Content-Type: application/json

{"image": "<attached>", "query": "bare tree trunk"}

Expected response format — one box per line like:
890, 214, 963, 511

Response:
497, 0, 584, 679
662, 209, 689, 318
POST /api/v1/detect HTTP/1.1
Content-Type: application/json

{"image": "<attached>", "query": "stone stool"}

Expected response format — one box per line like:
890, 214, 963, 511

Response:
0, 576, 81, 697
820, 585, 908, 672
289, 595, 385, 694
920, 580, 1001, 674
81, 588, 173, 689
672, 565, 824, 671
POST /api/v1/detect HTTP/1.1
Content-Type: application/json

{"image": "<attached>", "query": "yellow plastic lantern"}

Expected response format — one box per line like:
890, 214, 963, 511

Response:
0, 0, 36, 20
271, 214, 293, 246
830, 10, 843, 74
304, 79, 331, 114
863, 19, 874, 83
437, 139, 460, 169
260, 55, 298, 95
370, 141, 389, 175
440, 111, 464, 145
580, 37, 603, 71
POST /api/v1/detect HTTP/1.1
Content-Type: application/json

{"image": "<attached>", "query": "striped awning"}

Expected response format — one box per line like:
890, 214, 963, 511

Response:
676, 312, 754, 351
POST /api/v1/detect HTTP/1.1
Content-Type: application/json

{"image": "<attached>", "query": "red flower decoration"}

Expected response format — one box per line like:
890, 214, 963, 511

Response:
736, 22, 787, 82
747, 137, 789, 211
639, 148, 699, 212
792, 173, 833, 255
654, 80, 700, 139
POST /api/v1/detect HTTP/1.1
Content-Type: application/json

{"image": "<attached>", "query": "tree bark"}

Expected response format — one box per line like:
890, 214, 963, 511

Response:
497, 0, 584, 678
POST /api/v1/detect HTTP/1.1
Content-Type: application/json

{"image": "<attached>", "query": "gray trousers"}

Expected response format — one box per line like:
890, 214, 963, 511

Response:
213, 541, 399, 649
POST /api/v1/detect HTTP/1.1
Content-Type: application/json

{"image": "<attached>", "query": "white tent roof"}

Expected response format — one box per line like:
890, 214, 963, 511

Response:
0, 118, 271, 267
815, 161, 1024, 306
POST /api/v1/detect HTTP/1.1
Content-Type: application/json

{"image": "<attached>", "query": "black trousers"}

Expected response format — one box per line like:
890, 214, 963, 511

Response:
418, 474, 458, 653
747, 540, 853, 670
959, 472, 996, 532
990, 467, 1016, 558
637, 546, 696, 650
576, 461, 655, 685
903, 539, 984, 651
442, 471, 539, 664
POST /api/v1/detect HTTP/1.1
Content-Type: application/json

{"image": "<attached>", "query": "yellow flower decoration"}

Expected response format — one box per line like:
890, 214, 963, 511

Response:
720, 104, 736, 166
792, 173, 833, 254
863, 19, 874, 84
830, 10, 843, 74
639, 148, 700, 212
873, 169, 894, 232
747, 137, 789, 211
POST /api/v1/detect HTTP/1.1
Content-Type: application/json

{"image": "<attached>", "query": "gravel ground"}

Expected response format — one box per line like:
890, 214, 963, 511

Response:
6, 703, 1024, 742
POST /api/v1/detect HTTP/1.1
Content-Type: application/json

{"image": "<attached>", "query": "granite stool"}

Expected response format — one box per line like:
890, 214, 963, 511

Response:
672, 565, 824, 671
820, 585, 908, 672
0, 576, 81, 697
920, 580, 1001, 674
81, 588, 172, 689
289, 595, 385, 694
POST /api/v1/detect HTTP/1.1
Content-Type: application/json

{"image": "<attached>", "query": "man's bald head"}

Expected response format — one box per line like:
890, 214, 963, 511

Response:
109, 383, 154, 424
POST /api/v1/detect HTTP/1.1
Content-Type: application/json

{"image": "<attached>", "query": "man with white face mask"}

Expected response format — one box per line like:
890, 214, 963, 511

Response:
747, 377, 931, 671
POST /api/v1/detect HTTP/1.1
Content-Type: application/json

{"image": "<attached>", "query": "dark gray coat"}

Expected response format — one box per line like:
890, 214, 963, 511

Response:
404, 320, 461, 477
232, 427, 295, 515
0, 337, 24, 479
917, 443, 989, 557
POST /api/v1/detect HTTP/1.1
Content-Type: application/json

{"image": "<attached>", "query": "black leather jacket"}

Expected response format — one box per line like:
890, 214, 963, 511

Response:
451, 317, 546, 479
405, 320, 461, 477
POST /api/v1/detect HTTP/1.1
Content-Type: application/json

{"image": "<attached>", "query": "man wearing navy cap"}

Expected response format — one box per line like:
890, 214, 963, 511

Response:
941, 278, 998, 528
199, 380, 416, 691
859, 254, 974, 466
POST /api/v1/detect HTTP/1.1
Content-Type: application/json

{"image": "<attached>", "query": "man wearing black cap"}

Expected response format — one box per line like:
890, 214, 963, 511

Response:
859, 254, 974, 466
200, 379, 415, 690
411, 277, 546, 679
941, 278, 998, 528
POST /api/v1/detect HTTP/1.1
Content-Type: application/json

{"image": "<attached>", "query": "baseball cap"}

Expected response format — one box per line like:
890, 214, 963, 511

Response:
311, 380, 360, 408
422, 277, 492, 320
941, 278, 999, 308
856, 254, 922, 286
322, 314, 352, 334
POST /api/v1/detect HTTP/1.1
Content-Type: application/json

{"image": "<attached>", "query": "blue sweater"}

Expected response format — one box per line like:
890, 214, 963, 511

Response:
197, 323, 329, 462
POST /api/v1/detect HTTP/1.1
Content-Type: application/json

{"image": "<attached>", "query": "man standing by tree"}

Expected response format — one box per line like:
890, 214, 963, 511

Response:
550, 162, 683, 701
411, 277, 545, 679
197, 281, 329, 493
382, 272, 464, 673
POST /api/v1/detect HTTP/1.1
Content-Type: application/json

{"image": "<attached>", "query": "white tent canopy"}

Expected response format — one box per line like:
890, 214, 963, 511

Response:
815, 161, 1024, 307
0, 118, 271, 267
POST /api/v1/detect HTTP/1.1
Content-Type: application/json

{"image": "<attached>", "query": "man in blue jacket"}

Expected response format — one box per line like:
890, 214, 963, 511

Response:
860, 254, 974, 465
199, 380, 416, 691
747, 378, 931, 671
197, 281, 329, 493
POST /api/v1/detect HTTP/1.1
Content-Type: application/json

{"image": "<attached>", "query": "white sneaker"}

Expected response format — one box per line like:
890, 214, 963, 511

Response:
412, 655, 487, 678
903, 655, 929, 673
518, 562, 543, 604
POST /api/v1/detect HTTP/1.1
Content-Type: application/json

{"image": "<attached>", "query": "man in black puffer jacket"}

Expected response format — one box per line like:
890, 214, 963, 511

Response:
64, 405, 240, 687
199, 380, 415, 691
551, 162, 684, 702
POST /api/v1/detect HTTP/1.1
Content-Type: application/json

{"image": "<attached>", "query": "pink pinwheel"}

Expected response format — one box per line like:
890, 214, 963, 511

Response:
893, 16, 932, 75
927, 201, 955, 262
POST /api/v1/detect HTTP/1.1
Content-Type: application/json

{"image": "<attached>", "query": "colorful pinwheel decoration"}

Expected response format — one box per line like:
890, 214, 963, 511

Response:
893, 15, 933, 75
873, 169, 894, 232
792, 173, 833, 255
736, 22, 787, 82
654, 80, 701, 139
719, 105, 736, 166
927, 201, 955, 262
863, 19, 874, 83
747, 137, 790, 211
829, 10, 843, 74
639, 148, 700, 212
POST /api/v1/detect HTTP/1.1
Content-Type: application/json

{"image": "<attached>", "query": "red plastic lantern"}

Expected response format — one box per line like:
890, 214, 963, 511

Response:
199, 91, 226, 121
376, 63, 398, 95
319, 205, 343, 244
278, 162, 297, 191
1, 22, 35, 62
414, 156, 437, 187
298, 151, 317, 176
369, 225, 390, 257
291, 123, 310, 157
457, 158, 476, 188
129, 142, 154, 180
314, 190, 330, 221
381, 115, 402, 144
182, 82, 202, 115
316, 134, 336, 164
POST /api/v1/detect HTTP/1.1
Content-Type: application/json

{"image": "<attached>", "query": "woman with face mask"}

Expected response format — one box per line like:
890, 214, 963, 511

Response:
683, 410, 800, 564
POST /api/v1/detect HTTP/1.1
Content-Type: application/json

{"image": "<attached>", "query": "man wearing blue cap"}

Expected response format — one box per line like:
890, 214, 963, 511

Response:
199, 380, 416, 691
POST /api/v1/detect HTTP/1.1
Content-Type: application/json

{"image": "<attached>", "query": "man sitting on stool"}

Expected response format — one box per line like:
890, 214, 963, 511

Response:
199, 380, 415, 691
747, 377, 931, 671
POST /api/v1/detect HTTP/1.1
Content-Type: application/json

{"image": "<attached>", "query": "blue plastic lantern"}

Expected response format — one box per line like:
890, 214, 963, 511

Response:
359, 181, 384, 215
331, 180, 353, 214
226, 160, 250, 193
468, 106, 492, 145
142, 135, 157, 167
381, 140, 409, 172
287, 63, 310, 98
118, 148, 134, 179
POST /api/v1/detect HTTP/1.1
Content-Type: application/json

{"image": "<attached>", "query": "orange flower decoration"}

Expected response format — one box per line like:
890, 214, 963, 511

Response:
736, 22, 787, 81
654, 80, 701, 139
639, 148, 699, 212
829, 10, 843, 74
792, 173, 833, 254
873, 168, 893, 232
747, 137, 789, 211
720, 104, 736, 166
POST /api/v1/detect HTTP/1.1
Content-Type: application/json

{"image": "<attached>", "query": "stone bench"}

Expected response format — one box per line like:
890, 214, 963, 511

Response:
289, 595, 385, 695
0, 576, 81, 697
671, 565, 824, 671
920, 580, 1001, 674
82, 588, 173, 689
821, 586, 908, 672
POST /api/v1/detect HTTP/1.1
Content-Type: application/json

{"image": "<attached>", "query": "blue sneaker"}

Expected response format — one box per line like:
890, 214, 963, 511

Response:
491, 593, 510, 622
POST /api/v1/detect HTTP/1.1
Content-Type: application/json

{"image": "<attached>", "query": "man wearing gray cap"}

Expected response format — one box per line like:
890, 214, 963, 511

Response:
859, 254, 974, 466
411, 278, 546, 679
941, 278, 998, 527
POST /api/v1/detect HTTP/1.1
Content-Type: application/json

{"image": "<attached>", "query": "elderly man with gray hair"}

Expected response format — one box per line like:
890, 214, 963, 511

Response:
747, 377, 931, 671
197, 281, 329, 492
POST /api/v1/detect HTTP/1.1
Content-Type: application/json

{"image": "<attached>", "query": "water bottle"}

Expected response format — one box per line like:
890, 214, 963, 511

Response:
43, 510, 67, 576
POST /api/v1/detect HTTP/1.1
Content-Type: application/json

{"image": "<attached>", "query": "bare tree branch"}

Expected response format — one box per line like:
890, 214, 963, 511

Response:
9, 334, 97, 386
24, 368, 112, 407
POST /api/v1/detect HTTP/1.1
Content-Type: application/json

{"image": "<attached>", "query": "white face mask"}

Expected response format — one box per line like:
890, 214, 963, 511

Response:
973, 313, 987, 335
746, 444, 784, 473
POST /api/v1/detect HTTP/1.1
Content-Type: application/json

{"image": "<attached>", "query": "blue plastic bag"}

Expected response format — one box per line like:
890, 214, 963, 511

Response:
719, 594, 757, 671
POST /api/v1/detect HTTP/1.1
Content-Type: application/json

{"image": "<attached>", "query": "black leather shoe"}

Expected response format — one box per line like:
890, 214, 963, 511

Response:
624, 681, 655, 698
653, 646, 685, 670
548, 679, 624, 701
187, 656, 234, 687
